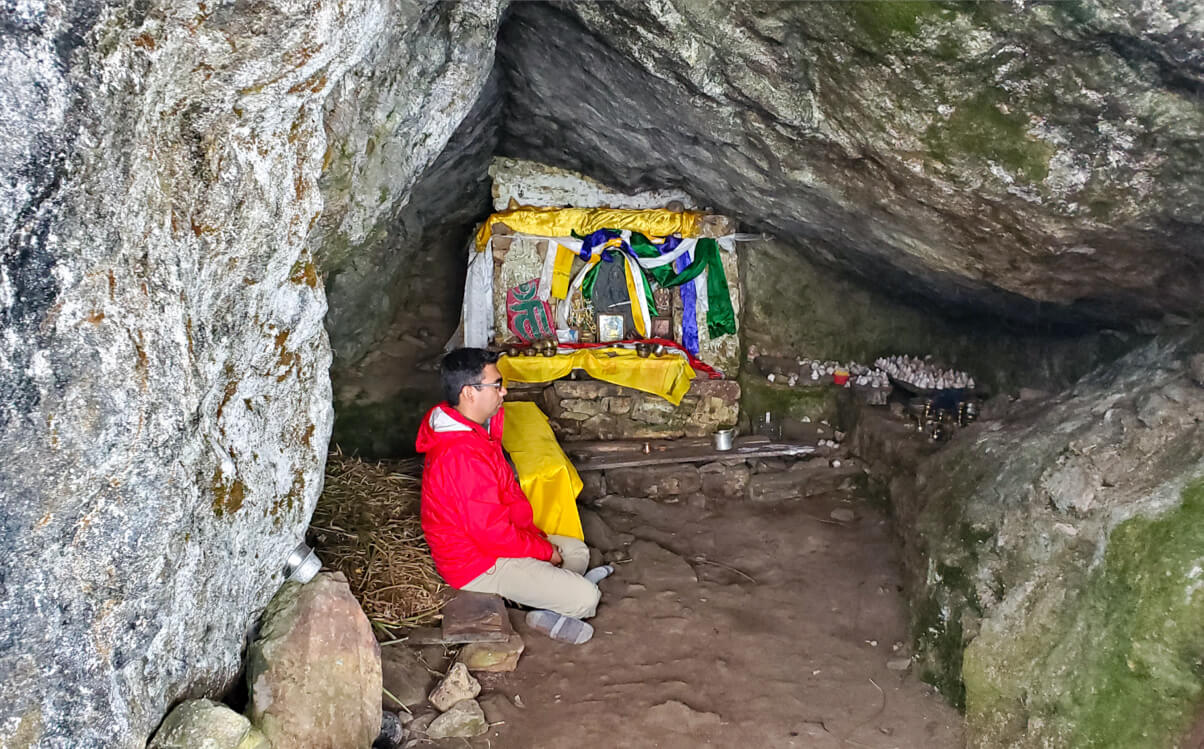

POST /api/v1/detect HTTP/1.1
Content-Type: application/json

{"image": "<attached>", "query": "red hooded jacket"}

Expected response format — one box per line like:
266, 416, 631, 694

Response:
415, 403, 556, 588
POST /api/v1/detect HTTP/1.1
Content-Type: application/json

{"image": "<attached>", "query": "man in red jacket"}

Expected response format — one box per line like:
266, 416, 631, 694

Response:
417, 348, 606, 643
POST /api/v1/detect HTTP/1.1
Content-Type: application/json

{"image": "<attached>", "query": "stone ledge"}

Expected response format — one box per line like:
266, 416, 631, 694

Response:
532, 377, 741, 441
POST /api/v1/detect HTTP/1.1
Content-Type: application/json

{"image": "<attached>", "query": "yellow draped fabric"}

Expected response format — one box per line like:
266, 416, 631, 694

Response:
502, 401, 584, 540
498, 348, 696, 405
474, 206, 705, 252
622, 255, 649, 337
550, 244, 576, 300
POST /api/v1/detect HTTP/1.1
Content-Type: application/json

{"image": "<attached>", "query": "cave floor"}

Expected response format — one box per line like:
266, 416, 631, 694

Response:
452, 483, 964, 748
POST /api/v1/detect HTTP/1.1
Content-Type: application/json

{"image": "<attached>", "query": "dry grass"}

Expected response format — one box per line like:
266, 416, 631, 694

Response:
308, 450, 448, 633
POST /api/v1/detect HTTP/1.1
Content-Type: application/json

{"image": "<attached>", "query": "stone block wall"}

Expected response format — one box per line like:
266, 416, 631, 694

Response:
508, 378, 740, 441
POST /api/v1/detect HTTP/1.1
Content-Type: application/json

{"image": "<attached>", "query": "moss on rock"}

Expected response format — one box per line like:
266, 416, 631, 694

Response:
738, 371, 841, 429
847, 0, 942, 45
964, 479, 1204, 748
925, 89, 1054, 184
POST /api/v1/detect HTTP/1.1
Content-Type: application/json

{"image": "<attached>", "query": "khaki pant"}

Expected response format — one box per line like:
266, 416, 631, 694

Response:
461, 535, 600, 619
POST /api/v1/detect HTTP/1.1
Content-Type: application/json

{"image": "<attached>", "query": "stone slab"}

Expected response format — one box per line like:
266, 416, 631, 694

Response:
552, 379, 626, 399
456, 634, 525, 673
441, 591, 513, 640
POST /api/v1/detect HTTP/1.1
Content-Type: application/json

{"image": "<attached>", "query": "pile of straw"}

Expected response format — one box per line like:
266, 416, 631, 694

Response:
308, 451, 447, 630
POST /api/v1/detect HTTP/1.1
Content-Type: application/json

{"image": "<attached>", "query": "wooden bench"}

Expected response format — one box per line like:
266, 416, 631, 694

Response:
566, 435, 815, 472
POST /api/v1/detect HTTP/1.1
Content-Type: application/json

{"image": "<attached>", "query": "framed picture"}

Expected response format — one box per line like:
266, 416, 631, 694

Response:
596, 314, 625, 343
650, 315, 673, 340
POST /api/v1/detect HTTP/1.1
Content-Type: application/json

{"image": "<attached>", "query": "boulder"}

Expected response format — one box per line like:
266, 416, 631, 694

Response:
428, 663, 481, 712
247, 573, 382, 749
578, 471, 607, 502
0, 0, 495, 742
425, 699, 488, 740
149, 700, 268, 749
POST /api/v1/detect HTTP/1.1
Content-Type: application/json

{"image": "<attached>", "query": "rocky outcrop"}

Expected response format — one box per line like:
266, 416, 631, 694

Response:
0, 0, 498, 745
321, 5, 503, 457
498, 1, 1204, 328
855, 332, 1203, 746
247, 572, 382, 749
314, 3, 502, 367
2, 0, 1200, 745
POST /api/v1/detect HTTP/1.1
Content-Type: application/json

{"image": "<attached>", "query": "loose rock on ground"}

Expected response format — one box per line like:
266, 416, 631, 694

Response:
429, 662, 481, 712
246, 572, 382, 748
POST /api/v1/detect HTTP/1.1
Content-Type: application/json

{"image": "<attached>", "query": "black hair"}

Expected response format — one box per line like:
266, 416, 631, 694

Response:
440, 347, 500, 405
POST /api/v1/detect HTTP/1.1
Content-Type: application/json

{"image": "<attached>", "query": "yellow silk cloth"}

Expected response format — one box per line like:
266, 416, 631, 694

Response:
498, 347, 697, 406
474, 206, 705, 252
502, 401, 584, 540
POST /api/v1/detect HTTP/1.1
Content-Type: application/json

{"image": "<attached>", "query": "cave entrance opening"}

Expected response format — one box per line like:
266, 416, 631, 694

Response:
309, 145, 969, 745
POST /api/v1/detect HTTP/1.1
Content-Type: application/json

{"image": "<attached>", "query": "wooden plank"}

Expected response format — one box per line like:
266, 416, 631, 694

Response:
571, 437, 815, 471
565, 435, 774, 458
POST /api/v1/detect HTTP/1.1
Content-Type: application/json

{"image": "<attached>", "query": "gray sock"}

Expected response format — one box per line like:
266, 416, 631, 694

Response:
584, 565, 614, 584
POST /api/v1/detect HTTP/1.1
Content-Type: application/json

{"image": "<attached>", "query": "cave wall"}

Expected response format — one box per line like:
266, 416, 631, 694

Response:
327, 79, 500, 458
739, 238, 1137, 395
851, 332, 1204, 747
2, 0, 1201, 744
0, 0, 501, 745
497, 0, 1204, 329
312, 5, 501, 367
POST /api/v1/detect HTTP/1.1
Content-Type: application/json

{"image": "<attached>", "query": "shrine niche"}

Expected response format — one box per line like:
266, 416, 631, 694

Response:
451, 159, 747, 440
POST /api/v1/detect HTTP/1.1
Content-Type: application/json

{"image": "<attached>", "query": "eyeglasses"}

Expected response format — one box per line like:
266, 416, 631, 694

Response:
471, 379, 505, 391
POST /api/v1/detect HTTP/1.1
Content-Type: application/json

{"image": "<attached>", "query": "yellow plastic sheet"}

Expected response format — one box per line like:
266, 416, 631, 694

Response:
498, 348, 696, 406
475, 206, 705, 252
502, 401, 584, 540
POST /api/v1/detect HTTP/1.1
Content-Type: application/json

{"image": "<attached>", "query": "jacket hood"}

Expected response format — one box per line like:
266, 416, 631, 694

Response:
415, 403, 503, 453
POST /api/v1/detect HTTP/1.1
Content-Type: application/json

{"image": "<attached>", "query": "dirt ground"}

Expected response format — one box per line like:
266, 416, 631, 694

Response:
434, 478, 965, 748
